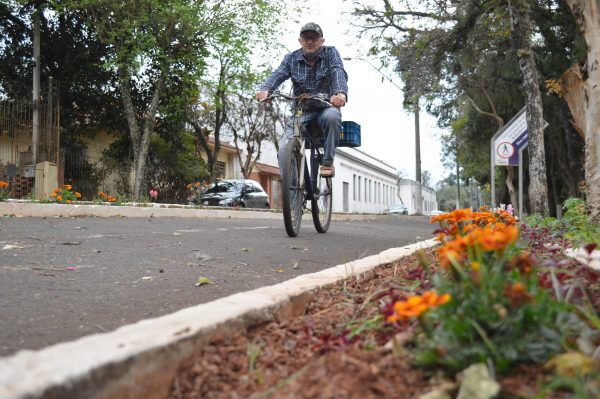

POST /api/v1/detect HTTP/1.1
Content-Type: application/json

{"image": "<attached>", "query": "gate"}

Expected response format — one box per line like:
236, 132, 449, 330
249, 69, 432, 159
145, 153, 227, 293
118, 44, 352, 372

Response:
0, 98, 60, 198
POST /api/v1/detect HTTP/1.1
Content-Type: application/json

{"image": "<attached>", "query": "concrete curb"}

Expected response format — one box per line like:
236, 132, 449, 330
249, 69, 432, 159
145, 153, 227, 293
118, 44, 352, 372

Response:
0, 238, 438, 399
0, 201, 392, 221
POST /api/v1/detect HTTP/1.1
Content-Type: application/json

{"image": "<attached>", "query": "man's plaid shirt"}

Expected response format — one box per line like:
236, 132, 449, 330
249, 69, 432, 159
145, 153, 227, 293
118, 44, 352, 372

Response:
260, 46, 348, 110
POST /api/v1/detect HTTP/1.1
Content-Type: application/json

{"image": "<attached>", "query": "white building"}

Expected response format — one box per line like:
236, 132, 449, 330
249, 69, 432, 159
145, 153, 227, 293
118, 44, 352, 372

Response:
398, 179, 438, 215
231, 138, 439, 215
332, 147, 400, 213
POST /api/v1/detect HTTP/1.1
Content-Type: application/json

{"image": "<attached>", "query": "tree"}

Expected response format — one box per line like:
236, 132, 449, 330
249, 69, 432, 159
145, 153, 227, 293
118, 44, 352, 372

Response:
352, 0, 584, 215
507, 0, 549, 215
225, 92, 284, 178
54, 0, 208, 200
185, 0, 284, 182
560, 0, 600, 222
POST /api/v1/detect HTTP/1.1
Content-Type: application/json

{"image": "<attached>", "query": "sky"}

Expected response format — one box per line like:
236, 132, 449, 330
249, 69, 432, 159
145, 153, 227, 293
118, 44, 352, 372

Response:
264, 0, 447, 187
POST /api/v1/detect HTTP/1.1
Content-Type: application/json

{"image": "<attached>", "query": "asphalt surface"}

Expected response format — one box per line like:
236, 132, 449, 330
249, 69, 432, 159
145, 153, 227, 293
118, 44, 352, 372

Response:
0, 214, 434, 357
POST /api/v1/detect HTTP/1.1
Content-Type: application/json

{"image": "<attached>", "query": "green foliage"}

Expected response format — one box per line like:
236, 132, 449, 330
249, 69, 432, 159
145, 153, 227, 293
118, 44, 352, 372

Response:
413, 210, 581, 374
49, 184, 81, 204
0, 181, 9, 201
144, 131, 208, 203
416, 266, 575, 373
525, 198, 600, 245
352, 0, 586, 209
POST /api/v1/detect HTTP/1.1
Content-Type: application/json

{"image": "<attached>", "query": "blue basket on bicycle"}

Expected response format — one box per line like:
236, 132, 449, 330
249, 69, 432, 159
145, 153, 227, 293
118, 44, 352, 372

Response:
339, 121, 361, 148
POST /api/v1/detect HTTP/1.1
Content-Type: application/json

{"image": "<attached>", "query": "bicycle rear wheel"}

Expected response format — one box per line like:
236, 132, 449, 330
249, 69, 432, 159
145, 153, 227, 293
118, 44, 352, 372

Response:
281, 138, 304, 237
311, 172, 332, 233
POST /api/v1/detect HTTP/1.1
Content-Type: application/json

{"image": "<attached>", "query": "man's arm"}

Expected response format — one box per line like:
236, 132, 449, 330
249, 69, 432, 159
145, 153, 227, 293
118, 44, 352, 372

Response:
328, 47, 348, 107
256, 55, 292, 101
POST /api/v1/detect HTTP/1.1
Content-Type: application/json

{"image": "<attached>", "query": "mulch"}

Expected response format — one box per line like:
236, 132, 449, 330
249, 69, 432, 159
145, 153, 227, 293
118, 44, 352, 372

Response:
168, 248, 570, 399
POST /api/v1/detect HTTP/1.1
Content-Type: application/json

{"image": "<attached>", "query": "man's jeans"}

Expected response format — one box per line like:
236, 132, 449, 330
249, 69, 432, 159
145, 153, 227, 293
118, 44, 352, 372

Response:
278, 107, 342, 173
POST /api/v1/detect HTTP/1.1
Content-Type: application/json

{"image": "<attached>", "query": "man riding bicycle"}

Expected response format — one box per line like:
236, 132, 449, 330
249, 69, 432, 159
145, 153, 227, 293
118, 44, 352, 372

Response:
256, 22, 348, 178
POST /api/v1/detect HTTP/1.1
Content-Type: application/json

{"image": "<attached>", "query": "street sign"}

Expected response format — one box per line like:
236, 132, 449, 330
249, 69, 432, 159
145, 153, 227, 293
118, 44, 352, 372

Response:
490, 105, 548, 217
493, 108, 527, 166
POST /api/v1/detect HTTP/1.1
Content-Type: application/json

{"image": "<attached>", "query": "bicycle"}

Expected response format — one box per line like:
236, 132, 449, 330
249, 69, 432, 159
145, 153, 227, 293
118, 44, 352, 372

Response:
264, 91, 334, 237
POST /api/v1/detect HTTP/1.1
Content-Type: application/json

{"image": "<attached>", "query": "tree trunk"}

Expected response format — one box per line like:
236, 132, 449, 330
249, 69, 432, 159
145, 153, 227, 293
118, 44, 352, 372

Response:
414, 101, 422, 214
505, 166, 519, 210
118, 66, 165, 200
508, 0, 550, 215
562, 0, 600, 222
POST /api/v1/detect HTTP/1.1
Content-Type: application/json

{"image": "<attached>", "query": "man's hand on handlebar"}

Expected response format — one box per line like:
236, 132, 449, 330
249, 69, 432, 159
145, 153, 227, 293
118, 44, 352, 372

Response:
256, 91, 270, 102
330, 93, 346, 107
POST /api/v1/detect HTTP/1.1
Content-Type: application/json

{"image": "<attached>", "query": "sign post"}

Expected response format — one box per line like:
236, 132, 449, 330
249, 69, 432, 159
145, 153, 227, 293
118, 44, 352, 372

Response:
490, 107, 528, 217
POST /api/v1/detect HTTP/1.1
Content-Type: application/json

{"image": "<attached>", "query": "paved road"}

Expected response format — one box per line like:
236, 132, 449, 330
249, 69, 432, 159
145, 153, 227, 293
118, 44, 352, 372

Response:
0, 214, 434, 356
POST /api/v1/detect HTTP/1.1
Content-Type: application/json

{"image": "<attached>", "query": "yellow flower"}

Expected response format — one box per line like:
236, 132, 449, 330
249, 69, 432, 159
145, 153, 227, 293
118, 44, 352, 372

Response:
471, 261, 480, 271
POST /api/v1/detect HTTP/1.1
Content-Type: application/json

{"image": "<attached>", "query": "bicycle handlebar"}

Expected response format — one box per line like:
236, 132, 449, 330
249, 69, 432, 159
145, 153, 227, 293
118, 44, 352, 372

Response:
264, 91, 332, 107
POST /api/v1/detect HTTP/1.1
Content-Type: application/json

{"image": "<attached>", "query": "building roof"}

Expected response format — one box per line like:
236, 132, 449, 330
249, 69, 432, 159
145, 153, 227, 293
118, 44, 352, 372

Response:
254, 162, 280, 175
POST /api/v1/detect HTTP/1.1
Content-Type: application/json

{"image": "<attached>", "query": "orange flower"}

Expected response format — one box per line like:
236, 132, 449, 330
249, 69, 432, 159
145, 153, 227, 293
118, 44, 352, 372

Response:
66, 200, 72, 204
437, 235, 468, 267
57, 195, 63, 202
477, 224, 519, 251
64, 184, 72, 191
0, 181, 8, 188
387, 291, 451, 323
74, 192, 81, 198
50, 193, 57, 199
108, 196, 116, 203
195, 182, 201, 187
186, 183, 192, 189
448, 208, 473, 223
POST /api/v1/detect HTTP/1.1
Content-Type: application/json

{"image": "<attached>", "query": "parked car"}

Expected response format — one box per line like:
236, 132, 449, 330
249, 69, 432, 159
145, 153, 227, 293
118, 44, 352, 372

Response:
191, 179, 270, 209
387, 204, 408, 215
430, 209, 445, 216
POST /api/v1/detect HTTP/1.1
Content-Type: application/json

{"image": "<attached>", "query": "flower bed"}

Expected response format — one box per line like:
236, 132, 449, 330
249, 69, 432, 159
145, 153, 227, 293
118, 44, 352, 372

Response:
169, 208, 600, 398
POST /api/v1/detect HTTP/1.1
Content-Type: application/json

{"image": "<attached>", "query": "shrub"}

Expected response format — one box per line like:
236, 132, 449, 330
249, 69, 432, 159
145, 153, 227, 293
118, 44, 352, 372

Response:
524, 198, 600, 246
49, 185, 81, 204
0, 181, 9, 201
386, 208, 582, 374
94, 191, 125, 205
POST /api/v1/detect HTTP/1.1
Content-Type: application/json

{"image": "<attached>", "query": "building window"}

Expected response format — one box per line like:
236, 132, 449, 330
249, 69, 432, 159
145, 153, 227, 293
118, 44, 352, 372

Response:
353, 175, 356, 201
216, 161, 226, 179
358, 177, 361, 201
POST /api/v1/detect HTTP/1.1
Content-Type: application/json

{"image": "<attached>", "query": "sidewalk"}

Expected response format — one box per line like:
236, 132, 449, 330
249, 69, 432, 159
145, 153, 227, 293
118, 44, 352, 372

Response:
0, 200, 391, 221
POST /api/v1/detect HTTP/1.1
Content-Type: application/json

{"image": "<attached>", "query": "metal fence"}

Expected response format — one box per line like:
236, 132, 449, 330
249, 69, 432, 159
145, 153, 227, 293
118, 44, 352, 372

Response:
0, 98, 60, 198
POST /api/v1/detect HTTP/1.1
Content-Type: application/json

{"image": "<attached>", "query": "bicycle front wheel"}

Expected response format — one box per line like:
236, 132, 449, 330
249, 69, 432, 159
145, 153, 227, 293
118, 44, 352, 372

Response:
311, 173, 332, 233
281, 138, 304, 237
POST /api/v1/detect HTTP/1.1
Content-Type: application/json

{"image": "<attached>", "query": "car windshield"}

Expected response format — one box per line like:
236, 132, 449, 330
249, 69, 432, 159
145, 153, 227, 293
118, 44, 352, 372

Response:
204, 181, 242, 194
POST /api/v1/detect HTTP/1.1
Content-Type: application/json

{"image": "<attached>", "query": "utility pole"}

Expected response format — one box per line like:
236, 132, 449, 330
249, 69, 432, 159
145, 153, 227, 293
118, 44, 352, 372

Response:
32, 8, 41, 166
456, 142, 460, 209
48, 76, 53, 162
414, 100, 422, 215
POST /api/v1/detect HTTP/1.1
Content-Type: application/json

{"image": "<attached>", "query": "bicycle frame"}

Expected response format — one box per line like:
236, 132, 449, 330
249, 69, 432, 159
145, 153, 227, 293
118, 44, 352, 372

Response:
292, 106, 325, 204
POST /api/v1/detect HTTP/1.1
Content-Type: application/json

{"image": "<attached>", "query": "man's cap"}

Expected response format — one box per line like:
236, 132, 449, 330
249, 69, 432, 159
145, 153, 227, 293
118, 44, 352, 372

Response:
300, 22, 323, 37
